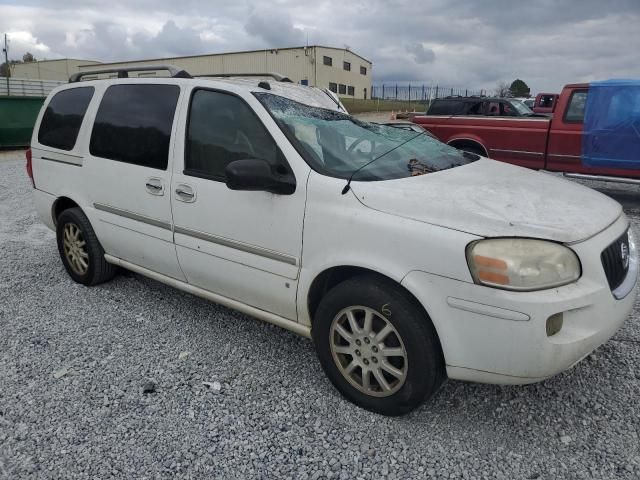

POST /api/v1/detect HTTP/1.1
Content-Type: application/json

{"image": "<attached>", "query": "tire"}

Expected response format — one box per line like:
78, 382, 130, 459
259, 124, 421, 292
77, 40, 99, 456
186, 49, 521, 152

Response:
312, 274, 445, 416
56, 207, 117, 286
459, 145, 486, 157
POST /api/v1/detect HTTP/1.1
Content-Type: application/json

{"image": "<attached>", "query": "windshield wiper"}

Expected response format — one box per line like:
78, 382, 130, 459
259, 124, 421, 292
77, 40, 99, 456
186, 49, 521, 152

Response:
341, 131, 426, 195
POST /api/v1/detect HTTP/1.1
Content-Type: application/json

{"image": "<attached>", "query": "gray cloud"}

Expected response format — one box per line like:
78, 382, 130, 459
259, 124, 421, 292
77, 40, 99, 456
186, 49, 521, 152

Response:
1, 0, 639, 93
406, 43, 435, 64
245, 7, 306, 47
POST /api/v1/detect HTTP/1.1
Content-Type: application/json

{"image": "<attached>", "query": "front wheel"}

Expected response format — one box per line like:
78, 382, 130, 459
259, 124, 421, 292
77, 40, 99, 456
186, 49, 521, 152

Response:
313, 275, 445, 416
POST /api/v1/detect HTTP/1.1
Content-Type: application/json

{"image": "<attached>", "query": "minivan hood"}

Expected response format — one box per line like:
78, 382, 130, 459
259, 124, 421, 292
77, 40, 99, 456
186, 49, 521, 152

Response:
351, 159, 622, 243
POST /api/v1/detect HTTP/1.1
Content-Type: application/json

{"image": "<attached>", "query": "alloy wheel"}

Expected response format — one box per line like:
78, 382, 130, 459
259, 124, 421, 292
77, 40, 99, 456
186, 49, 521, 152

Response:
63, 222, 89, 275
329, 306, 408, 397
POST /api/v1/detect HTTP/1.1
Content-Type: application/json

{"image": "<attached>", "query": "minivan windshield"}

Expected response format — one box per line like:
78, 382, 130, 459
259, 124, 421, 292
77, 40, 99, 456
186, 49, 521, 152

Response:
255, 93, 476, 181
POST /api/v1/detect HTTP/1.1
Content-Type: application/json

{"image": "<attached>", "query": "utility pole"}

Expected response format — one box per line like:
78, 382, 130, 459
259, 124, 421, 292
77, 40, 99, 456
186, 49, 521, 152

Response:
2, 34, 9, 95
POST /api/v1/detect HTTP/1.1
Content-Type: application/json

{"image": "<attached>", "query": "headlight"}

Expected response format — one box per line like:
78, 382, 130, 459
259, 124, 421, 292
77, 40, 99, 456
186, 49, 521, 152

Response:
466, 239, 581, 291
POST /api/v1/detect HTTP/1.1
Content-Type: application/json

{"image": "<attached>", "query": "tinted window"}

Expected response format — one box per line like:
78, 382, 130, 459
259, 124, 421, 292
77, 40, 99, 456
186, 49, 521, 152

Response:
343, 61, 351, 71
427, 100, 464, 115
323, 56, 332, 66
347, 86, 355, 96
540, 95, 555, 108
338, 84, 346, 95
465, 101, 483, 115
90, 84, 179, 169
185, 90, 285, 181
38, 87, 94, 151
329, 83, 337, 93
565, 91, 588, 123
360, 66, 367, 75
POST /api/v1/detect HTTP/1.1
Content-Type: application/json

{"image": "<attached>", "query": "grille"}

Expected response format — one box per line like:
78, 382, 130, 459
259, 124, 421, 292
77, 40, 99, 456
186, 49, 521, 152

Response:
601, 231, 630, 291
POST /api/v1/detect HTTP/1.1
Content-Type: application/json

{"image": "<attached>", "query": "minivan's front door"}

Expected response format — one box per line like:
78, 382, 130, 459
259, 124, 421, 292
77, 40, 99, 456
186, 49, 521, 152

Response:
170, 88, 308, 320
85, 83, 185, 281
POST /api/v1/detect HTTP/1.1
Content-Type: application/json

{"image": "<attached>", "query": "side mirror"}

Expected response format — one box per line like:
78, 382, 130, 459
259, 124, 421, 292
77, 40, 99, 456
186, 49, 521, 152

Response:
225, 159, 296, 195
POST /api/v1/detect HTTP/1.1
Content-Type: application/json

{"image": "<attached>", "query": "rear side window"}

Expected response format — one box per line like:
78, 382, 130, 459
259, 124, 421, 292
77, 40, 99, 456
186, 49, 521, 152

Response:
564, 91, 588, 123
428, 100, 463, 115
90, 84, 180, 169
185, 89, 285, 181
38, 87, 94, 151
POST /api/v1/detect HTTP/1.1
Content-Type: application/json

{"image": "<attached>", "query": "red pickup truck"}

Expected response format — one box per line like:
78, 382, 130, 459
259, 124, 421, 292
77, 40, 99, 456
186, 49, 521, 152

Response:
413, 83, 640, 183
532, 93, 559, 114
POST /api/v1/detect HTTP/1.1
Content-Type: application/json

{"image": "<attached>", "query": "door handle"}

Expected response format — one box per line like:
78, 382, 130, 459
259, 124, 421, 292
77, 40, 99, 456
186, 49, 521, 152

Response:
175, 184, 196, 202
145, 178, 164, 195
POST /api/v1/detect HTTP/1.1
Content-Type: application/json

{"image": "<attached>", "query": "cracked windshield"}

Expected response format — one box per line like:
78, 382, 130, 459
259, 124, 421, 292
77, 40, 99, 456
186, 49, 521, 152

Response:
255, 93, 476, 181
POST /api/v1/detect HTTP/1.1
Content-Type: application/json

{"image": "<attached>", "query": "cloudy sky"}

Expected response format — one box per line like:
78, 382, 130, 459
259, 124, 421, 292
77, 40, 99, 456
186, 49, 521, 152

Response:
1, 0, 639, 93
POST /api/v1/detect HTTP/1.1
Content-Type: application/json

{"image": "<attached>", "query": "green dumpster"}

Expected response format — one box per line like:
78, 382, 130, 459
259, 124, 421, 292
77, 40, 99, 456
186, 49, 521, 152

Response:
0, 96, 46, 148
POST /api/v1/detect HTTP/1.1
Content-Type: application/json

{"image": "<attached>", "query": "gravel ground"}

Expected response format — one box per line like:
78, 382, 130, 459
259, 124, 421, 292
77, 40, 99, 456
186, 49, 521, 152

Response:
1, 148, 639, 479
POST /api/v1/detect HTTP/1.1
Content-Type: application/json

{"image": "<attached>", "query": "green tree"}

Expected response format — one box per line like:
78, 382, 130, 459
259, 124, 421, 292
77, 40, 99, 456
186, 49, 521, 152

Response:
0, 61, 9, 77
22, 52, 35, 62
509, 79, 530, 97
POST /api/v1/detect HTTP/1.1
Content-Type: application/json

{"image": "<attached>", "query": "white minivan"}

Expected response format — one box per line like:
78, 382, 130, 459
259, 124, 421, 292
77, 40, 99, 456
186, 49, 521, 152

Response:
29, 66, 637, 415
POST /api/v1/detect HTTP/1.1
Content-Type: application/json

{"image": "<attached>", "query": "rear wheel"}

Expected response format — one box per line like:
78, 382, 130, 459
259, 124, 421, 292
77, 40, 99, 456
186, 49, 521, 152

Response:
56, 207, 116, 286
313, 275, 445, 416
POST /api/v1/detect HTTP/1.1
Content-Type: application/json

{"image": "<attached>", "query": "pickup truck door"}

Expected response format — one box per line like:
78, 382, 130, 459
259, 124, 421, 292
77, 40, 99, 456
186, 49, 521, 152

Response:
169, 87, 308, 321
545, 89, 586, 173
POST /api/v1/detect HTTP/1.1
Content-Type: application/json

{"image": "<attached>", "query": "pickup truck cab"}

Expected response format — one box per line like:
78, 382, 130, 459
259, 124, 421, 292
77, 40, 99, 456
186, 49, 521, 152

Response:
28, 67, 637, 415
414, 83, 640, 182
532, 92, 559, 114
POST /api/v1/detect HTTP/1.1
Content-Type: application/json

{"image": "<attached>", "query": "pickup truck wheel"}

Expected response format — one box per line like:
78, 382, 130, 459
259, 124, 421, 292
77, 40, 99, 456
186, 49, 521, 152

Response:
313, 275, 444, 416
56, 207, 117, 286
460, 145, 485, 157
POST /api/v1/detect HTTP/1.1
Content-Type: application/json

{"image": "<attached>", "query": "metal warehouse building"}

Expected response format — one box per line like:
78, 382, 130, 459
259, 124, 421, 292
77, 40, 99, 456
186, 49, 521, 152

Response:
11, 46, 373, 99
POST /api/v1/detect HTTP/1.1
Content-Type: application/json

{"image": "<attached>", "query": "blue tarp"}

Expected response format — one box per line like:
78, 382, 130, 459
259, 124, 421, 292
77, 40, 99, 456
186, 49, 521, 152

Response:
582, 79, 640, 169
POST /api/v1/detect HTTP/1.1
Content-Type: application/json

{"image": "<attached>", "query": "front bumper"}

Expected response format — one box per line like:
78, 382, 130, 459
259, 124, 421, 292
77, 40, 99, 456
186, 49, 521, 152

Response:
402, 214, 637, 384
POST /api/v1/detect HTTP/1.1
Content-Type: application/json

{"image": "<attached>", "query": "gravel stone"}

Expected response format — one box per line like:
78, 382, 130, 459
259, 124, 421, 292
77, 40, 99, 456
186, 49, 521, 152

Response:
1, 150, 640, 479
141, 381, 156, 394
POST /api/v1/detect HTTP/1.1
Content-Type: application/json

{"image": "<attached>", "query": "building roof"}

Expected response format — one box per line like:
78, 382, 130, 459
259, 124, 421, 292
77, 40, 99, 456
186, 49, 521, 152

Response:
77, 45, 372, 68
18, 58, 100, 64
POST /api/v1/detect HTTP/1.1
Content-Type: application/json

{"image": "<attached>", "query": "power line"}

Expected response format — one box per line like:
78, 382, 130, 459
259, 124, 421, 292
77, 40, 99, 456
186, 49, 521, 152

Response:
2, 33, 10, 94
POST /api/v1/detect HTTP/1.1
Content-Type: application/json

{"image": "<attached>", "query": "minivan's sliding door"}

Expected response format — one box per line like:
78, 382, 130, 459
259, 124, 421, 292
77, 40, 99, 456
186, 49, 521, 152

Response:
85, 83, 185, 280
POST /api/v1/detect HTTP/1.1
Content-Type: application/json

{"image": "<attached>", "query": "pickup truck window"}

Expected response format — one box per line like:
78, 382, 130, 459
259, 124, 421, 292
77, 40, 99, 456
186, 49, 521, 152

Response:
255, 93, 475, 181
564, 90, 588, 123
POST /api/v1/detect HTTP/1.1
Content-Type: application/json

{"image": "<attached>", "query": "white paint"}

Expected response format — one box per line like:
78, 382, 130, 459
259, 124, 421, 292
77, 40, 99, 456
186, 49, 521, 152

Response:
351, 158, 622, 243
30, 76, 637, 387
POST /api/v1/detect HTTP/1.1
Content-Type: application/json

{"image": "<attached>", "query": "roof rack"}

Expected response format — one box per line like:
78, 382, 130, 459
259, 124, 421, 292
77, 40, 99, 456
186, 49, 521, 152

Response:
69, 64, 192, 83
194, 72, 293, 83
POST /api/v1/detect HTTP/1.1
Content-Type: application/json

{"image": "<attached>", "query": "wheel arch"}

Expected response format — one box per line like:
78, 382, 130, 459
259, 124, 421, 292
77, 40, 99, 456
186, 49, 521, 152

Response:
52, 196, 81, 226
447, 137, 489, 157
306, 265, 446, 370
307, 266, 437, 332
